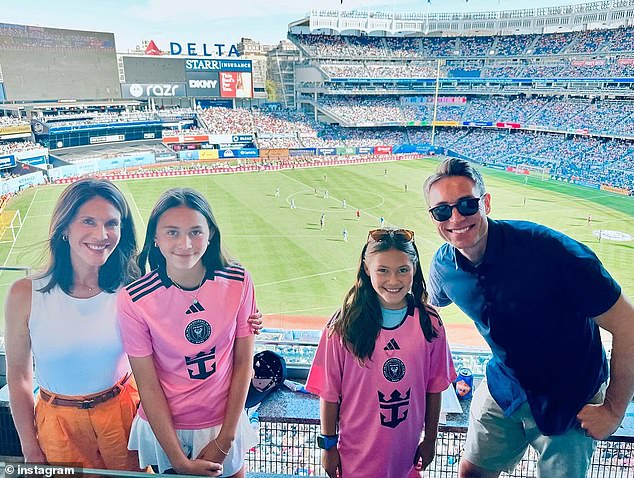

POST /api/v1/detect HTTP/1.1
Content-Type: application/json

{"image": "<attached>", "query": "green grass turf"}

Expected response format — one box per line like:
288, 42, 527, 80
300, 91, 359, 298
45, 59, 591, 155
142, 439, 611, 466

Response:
0, 157, 632, 330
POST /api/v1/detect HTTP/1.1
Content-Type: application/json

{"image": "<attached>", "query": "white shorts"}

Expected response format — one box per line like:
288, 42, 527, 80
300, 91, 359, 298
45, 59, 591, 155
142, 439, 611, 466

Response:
128, 411, 258, 475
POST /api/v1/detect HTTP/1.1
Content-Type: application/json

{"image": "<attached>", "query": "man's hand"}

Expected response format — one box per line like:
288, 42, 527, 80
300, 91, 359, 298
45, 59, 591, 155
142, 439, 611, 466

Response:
577, 402, 623, 440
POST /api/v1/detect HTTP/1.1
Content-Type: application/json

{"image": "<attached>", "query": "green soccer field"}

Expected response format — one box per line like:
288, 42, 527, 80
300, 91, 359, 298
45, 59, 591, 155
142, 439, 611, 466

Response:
0, 157, 633, 331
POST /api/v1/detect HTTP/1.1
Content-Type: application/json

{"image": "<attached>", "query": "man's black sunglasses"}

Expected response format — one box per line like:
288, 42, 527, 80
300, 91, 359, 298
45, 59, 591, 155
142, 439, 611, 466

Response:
428, 196, 483, 222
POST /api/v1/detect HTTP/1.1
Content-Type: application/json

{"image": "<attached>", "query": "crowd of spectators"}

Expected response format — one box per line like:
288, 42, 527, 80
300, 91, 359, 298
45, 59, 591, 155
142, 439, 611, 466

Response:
311, 95, 634, 136
42, 111, 160, 128
323, 62, 440, 79
0, 140, 45, 155
292, 26, 634, 60
197, 107, 320, 136
0, 116, 30, 127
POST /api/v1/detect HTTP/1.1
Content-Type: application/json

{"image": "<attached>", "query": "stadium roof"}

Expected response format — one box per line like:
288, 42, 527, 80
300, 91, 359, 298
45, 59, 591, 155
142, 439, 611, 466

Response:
290, 0, 634, 36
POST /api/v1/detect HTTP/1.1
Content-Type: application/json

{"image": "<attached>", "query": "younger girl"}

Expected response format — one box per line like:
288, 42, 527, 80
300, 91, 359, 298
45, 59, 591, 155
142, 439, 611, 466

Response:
306, 228, 456, 478
117, 188, 257, 477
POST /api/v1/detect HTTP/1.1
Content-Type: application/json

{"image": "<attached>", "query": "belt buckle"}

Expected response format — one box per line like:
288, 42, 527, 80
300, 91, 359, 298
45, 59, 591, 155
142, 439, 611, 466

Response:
79, 399, 96, 409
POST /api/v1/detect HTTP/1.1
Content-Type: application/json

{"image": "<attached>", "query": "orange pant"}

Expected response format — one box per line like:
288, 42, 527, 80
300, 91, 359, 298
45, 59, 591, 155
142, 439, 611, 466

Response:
35, 378, 142, 471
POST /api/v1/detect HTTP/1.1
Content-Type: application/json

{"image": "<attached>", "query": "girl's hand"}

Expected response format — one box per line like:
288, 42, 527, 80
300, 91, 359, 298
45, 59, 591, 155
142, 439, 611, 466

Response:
196, 437, 231, 467
248, 310, 263, 335
413, 438, 436, 471
322, 448, 342, 478
173, 458, 222, 477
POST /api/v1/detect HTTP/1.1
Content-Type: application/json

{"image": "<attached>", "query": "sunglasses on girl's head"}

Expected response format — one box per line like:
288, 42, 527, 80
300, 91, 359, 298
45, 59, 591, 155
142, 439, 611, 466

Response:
367, 228, 415, 243
428, 196, 483, 222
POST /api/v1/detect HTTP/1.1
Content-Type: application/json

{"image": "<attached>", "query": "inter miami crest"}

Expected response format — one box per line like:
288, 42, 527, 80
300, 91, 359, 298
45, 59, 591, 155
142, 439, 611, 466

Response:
185, 319, 212, 344
383, 357, 406, 382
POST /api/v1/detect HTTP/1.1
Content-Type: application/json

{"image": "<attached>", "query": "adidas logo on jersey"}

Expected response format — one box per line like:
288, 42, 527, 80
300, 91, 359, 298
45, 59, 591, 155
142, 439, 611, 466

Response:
384, 338, 400, 351
185, 302, 206, 314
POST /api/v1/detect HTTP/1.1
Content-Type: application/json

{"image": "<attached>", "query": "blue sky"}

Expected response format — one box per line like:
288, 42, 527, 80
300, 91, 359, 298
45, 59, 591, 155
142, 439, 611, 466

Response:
2, 0, 588, 51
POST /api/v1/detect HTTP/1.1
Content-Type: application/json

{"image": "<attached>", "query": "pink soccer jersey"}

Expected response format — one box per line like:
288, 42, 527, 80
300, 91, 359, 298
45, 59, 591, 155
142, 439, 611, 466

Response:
306, 305, 456, 478
117, 264, 256, 429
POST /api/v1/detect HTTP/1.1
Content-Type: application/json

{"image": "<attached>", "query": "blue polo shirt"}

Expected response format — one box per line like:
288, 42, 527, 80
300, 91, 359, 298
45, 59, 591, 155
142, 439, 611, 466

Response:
429, 219, 621, 435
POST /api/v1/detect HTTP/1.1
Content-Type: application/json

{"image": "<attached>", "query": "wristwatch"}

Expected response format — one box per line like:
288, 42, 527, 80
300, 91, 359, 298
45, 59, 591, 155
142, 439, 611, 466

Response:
317, 434, 339, 450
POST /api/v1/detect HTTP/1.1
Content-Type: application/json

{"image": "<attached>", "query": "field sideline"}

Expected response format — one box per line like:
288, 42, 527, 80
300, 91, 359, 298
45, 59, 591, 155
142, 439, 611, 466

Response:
0, 158, 632, 344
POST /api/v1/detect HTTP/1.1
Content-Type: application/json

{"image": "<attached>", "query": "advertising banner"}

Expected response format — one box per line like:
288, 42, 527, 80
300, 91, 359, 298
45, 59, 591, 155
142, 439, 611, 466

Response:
0, 155, 16, 170
232, 134, 254, 143
496, 122, 521, 129
336, 147, 357, 155
180, 150, 200, 161
600, 184, 631, 195
432, 121, 460, 127
289, 148, 317, 157
90, 134, 125, 145
219, 71, 253, 98
49, 165, 79, 182
199, 149, 220, 160
0, 171, 45, 194
163, 134, 210, 144
374, 146, 393, 155
506, 166, 529, 175
218, 148, 259, 158
392, 144, 433, 154
357, 146, 374, 154
185, 59, 252, 71
121, 83, 187, 99
261, 148, 289, 158
185, 71, 221, 97
19, 155, 47, 166
0, 125, 31, 137
463, 121, 493, 127
317, 148, 337, 156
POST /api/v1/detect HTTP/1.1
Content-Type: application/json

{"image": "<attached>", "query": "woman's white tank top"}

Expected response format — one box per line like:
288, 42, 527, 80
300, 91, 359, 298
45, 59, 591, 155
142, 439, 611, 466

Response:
29, 276, 130, 395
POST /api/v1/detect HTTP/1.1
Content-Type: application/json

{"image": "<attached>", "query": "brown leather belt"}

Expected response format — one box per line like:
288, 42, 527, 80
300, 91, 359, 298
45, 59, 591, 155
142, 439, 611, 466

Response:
39, 373, 131, 409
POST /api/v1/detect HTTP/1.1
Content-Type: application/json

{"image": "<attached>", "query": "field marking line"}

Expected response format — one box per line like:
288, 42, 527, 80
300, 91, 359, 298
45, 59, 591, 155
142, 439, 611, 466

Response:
2, 188, 39, 269
257, 266, 356, 288
127, 189, 147, 231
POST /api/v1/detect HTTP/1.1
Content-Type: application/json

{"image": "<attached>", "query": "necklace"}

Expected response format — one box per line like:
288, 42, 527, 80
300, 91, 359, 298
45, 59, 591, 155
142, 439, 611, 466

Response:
75, 283, 98, 292
170, 274, 205, 305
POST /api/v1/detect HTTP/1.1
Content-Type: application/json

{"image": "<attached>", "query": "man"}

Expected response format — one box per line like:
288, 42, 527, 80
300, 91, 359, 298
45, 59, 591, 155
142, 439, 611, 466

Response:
423, 158, 634, 478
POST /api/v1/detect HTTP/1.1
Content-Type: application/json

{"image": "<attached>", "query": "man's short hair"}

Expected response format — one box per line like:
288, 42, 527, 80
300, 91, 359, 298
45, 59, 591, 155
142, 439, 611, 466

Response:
423, 158, 486, 204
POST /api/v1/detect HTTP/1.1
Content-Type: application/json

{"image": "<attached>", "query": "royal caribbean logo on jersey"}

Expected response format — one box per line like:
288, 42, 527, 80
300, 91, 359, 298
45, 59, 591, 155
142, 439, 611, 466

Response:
383, 357, 405, 382
185, 347, 216, 380
378, 388, 411, 428
185, 319, 212, 344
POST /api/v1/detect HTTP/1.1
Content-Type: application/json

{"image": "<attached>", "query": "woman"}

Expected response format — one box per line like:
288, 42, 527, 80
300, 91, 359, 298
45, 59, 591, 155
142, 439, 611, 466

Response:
4, 178, 142, 469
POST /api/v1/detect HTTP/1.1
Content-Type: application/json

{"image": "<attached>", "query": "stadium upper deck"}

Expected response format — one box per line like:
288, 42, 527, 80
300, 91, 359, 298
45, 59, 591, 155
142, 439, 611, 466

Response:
293, 0, 634, 38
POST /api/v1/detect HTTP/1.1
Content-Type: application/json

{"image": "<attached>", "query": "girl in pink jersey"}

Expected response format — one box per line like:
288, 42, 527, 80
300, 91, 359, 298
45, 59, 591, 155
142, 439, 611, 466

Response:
118, 188, 257, 478
306, 227, 456, 478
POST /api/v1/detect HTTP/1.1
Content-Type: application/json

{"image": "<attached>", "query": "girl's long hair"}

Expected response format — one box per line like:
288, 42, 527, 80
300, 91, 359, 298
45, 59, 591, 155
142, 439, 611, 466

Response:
137, 188, 231, 274
40, 178, 140, 294
330, 234, 438, 362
